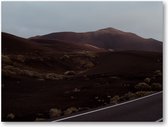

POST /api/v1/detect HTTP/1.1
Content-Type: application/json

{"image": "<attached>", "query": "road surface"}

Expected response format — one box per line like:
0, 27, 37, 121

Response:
55, 91, 163, 122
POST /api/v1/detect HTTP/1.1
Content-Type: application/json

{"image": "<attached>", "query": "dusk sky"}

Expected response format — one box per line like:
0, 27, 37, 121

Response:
2, 1, 163, 41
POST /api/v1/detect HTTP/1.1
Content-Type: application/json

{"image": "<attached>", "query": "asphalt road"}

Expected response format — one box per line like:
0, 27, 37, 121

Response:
56, 92, 163, 122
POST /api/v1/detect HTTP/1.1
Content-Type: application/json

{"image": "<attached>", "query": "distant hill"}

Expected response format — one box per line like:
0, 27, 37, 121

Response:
2, 32, 105, 55
2, 32, 45, 54
30, 27, 162, 52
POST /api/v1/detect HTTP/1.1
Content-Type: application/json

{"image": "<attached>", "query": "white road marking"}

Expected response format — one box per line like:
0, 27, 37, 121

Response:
156, 118, 163, 122
54, 91, 162, 122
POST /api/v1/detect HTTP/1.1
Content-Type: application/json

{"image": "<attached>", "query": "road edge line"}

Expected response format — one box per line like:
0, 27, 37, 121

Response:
156, 118, 163, 122
54, 91, 162, 122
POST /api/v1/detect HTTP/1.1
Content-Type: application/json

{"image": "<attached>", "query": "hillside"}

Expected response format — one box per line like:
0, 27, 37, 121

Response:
30, 27, 162, 52
2, 32, 105, 55
2, 32, 46, 55
30, 38, 105, 53
2, 29, 162, 121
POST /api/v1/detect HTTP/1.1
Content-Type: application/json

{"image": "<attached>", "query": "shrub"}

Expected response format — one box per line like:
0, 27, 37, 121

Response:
78, 59, 95, 68
49, 108, 62, 118
7, 113, 15, 120
134, 82, 151, 91
2, 69, 15, 76
144, 78, 151, 83
73, 88, 80, 92
122, 92, 136, 101
64, 71, 76, 75
38, 78, 45, 81
2, 65, 21, 76
2, 55, 12, 64
85, 51, 96, 58
21, 70, 42, 78
107, 95, 111, 98
135, 91, 153, 97
154, 70, 162, 76
110, 95, 120, 104
84, 61, 95, 68
151, 83, 162, 91
60, 54, 70, 60
45, 73, 63, 80
15, 55, 25, 62
95, 96, 99, 100
35, 117, 46, 121
3, 65, 15, 70
120, 91, 154, 102
70, 96, 75, 100
2, 65, 45, 78
22, 70, 35, 77
122, 83, 130, 88
64, 107, 78, 115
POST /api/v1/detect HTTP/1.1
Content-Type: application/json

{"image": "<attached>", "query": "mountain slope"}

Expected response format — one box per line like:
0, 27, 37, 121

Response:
2, 32, 46, 54
30, 38, 105, 53
30, 27, 162, 52
2, 32, 105, 55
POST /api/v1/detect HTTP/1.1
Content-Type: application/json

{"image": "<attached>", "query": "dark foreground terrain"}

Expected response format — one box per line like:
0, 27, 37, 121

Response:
1, 30, 163, 121
2, 51, 162, 121
56, 92, 162, 122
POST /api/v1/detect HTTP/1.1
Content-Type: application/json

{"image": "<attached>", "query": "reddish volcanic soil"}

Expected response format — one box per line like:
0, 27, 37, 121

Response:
2, 51, 162, 121
31, 38, 105, 52
2, 30, 162, 121
86, 51, 162, 76
2, 32, 105, 55
30, 27, 162, 52
2, 33, 46, 55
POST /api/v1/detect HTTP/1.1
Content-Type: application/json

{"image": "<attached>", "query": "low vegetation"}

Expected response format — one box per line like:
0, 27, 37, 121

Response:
6, 113, 15, 120
64, 107, 78, 115
45, 73, 64, 80
134, 82, 151, 91
49, 108, 62, 118
111, 91, 154, 104
34, 107, 79, 120
151, 83, 162, 91
2, 64, 66, 80
2, 55, 12, 65
2, 54, 96, 80
121, 92, 137, 101
15, 55, 25, 62
144, 77, 151, 83
64, 71, 76, 75
135, 91, 154, 97
109, 70, 162, 105
154, 70, 162, 76
2, 52, 162, 121
35, 117, 46, 121
110, 95, 120, 104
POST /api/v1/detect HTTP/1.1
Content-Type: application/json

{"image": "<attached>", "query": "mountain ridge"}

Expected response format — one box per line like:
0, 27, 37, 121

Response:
2, 32, 105, 54
29, 27, 162, 52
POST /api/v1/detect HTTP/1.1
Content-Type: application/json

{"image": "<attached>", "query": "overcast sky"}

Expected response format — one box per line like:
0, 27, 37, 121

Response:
2, 1, 163, 41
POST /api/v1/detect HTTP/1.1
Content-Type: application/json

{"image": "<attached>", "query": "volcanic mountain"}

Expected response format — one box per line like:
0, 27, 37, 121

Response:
30, 27, 162, 52
2, 32, 104, 55
2, 32, 47, 54
2, 29, 162, 121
